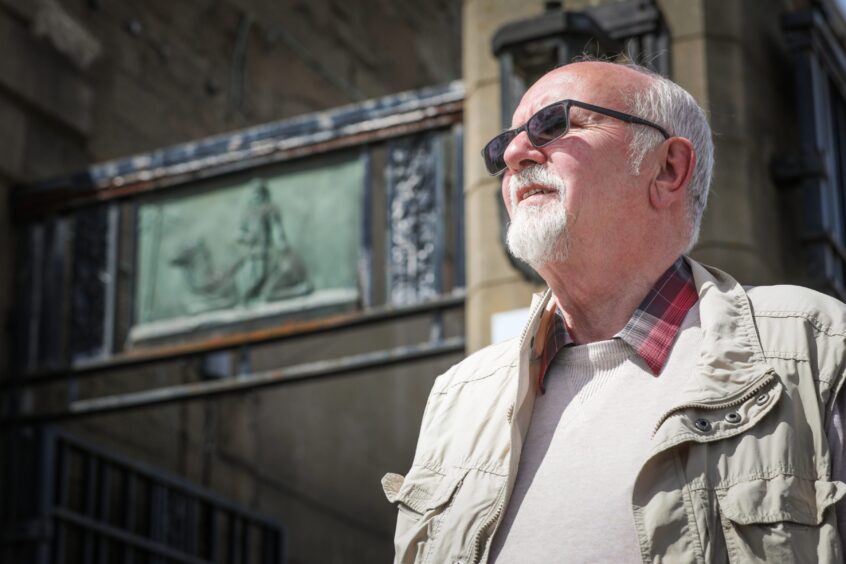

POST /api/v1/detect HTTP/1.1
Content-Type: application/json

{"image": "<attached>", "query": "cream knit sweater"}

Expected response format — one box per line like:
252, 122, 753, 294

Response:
490, 308, 702, 563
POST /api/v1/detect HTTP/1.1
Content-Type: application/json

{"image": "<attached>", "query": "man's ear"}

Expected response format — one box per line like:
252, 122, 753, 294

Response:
649, 137, 695, 210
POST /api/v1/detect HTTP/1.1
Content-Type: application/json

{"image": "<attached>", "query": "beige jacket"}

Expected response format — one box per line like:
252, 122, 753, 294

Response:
383, 259, 846, 563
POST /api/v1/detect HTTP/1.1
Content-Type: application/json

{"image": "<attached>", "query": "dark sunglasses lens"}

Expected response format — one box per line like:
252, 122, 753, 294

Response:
483, 130, 517, 174
527, 103, 569, 145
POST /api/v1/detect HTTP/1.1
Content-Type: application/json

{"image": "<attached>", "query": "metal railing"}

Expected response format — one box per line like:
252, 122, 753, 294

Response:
1, 429, 286, 564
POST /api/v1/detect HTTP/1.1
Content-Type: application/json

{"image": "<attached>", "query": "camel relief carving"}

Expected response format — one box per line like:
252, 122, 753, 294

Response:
170, 179, 312, 312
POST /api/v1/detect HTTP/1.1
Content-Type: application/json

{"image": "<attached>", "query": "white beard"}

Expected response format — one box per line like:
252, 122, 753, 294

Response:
505, 166, 570, 270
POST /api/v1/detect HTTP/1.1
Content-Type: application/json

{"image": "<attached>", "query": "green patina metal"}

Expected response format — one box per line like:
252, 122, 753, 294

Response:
134, 152, 365, 336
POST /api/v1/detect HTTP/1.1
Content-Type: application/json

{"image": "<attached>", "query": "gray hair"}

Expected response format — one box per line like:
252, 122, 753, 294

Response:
625, 64, 714, 251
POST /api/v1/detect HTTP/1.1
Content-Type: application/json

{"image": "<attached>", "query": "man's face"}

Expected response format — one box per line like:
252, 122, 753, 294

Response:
500, 63, 654, 272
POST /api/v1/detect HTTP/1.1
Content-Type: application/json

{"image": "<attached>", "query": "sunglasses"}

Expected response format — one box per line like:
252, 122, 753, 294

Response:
481, 99, 672, 175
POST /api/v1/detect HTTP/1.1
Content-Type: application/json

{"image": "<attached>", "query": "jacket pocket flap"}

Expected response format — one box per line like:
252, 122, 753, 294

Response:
382, 466, 467, 514
381, 472, 405, 503
717, 475, 846, 526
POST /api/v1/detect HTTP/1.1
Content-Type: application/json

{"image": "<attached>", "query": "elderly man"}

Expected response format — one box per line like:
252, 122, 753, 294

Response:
382, 61, 846, 563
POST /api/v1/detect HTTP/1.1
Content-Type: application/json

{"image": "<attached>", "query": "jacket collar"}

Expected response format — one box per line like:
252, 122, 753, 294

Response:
683, 257, 770, 396
645, 258, 782, 452
524, 257, 771, 399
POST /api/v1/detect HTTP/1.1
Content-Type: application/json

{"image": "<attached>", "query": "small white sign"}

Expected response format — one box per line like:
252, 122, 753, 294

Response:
491, 307, 531, 344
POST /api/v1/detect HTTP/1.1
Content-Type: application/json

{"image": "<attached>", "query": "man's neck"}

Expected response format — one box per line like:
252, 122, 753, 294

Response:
538, 254, 682, 344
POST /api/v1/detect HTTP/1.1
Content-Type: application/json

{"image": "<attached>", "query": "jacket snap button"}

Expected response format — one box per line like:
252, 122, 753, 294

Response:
725, 412, 742, 424
694, 418, 712, 432
756, 393, 769, 405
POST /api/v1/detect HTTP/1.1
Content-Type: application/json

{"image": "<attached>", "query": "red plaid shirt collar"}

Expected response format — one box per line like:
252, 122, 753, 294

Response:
532, 257, 698, 393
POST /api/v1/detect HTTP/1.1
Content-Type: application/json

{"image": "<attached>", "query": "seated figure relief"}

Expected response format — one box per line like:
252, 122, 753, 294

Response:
170, 179, 312, 312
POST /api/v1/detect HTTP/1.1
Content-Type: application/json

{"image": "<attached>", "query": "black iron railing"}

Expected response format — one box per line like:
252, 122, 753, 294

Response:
1, 429, 286, 564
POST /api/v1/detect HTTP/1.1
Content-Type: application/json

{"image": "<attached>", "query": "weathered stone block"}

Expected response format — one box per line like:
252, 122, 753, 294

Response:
102, 71, 173, 146
659, 0, 705, 39
697, 136, 756, 249
244, 38, 349, 124
0, 0, 36, 22
0, 179, 10, 377
253, 358, 450, 526
464, 78, 503, 183
22, 111, 88, 179
463, 0, 545, 88
32, 0, 103, 70
704, 38, 747, 139
86, 112, 156, 163
0, 10, 93, 135
671, 38, 709, 109
703, 0, 744, 41
217, 393, 259, 465
0, 93, 26, 180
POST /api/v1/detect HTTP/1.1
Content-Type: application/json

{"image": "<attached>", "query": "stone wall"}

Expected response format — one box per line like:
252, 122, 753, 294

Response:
0, 0, 460, 170
1, 1, 462, 562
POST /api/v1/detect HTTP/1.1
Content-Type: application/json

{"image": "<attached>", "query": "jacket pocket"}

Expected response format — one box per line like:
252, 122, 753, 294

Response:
382, 466, 468, 564
715, 475, 846, 564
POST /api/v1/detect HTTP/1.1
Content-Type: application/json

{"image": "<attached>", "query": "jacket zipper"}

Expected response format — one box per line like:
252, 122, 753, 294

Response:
652, 371, 776, 435
518, 289, 551, 350
467, 292, 551, 564
468, 487, 506, 564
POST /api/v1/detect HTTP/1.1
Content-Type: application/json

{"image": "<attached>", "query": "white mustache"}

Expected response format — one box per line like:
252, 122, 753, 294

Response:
509, 166, 568, 208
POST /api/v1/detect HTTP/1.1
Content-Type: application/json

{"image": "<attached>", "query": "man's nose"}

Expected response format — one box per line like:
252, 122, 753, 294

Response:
502, 130, 547, 172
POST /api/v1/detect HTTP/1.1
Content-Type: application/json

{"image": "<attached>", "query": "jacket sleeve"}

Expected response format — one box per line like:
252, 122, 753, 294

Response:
384, 365, 456, 563
827, 380, 846, 549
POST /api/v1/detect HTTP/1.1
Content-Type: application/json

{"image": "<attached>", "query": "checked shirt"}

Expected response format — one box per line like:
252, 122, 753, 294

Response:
530, 257, 698, 393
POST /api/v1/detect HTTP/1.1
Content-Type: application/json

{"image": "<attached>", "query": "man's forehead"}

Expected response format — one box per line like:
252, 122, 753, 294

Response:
511, 63, 640, 126
512, 74, 576, 124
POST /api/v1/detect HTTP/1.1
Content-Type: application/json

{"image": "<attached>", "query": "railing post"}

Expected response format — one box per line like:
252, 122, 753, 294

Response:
123, 468, 136, 564
35, 428, 56, 564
